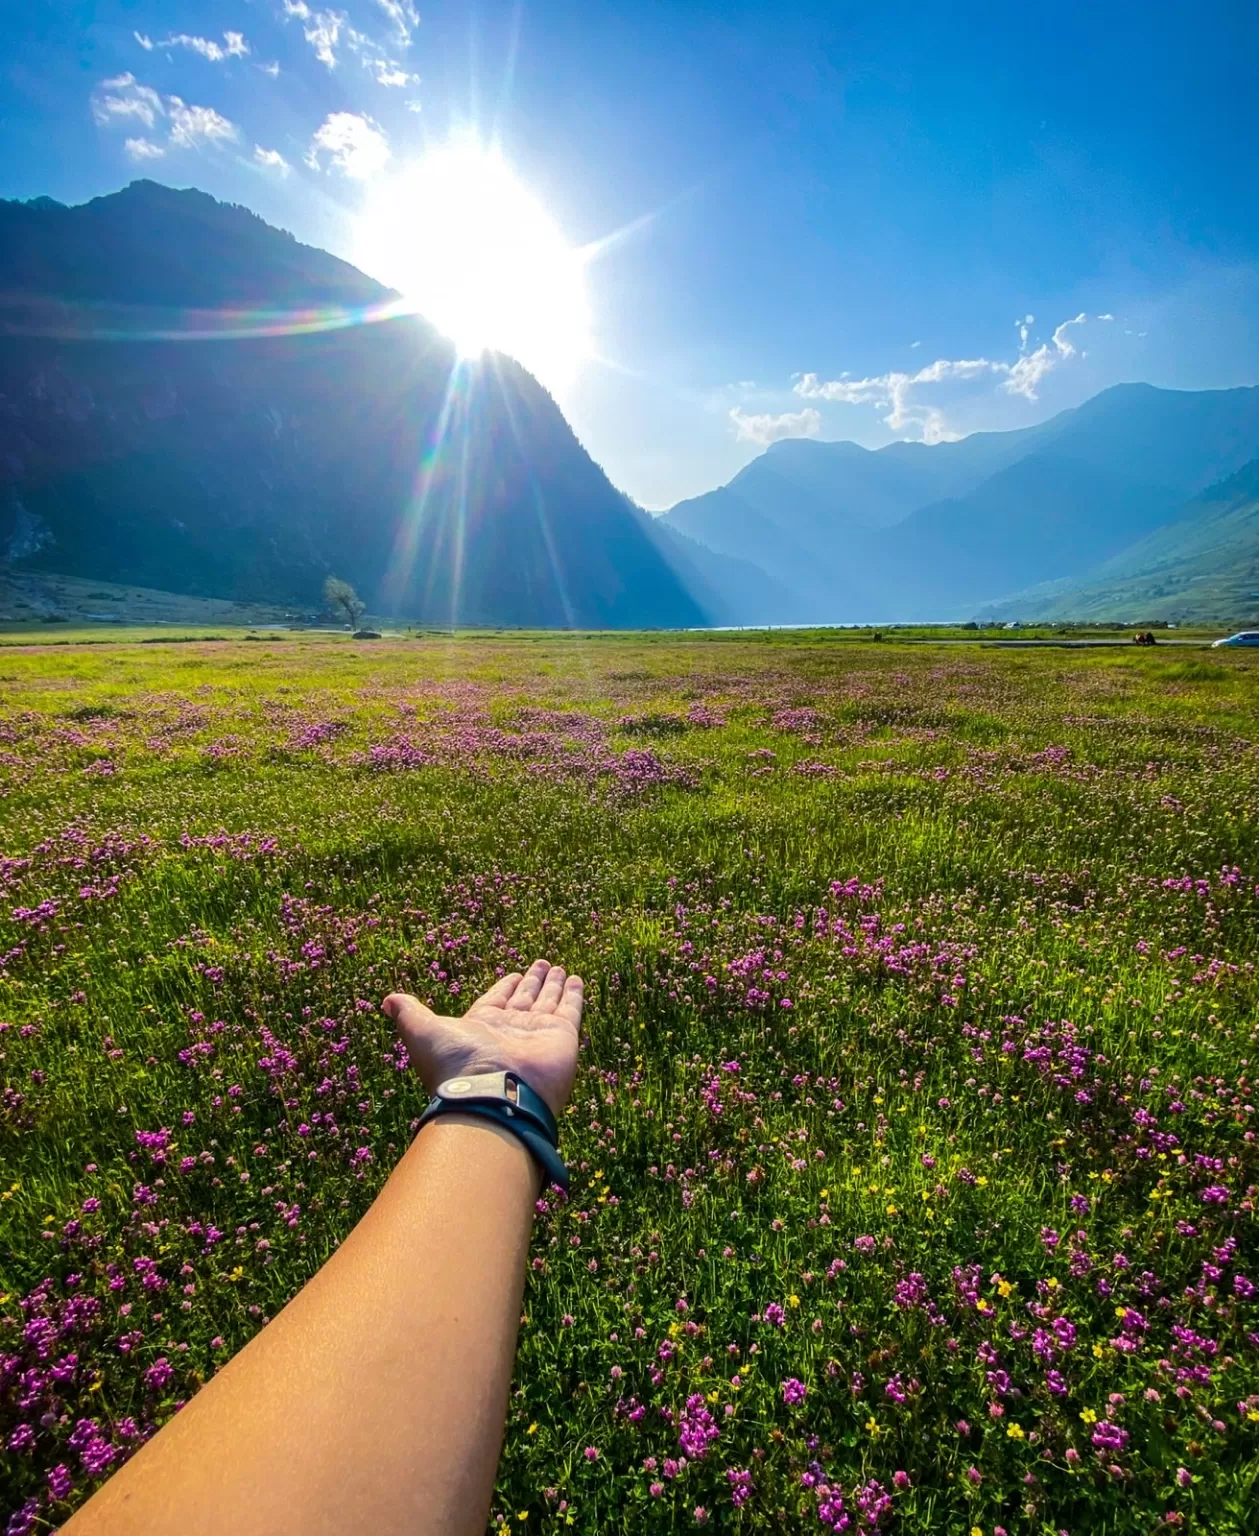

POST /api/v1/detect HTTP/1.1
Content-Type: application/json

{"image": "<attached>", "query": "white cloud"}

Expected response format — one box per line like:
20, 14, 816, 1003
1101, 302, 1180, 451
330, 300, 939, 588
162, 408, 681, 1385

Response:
729, 406, 823, 445
794, 310, 1107, 439
143, 31, 250, 62
283, 2, 345, 68
305, 111, 390, 178
253, 144, 290, 176
124, 136, 165, 161
260, 61, 281, 78
371, 62, 414, 86
92, 74, 163, 128
94, 74, 238, 156
167, 97, 239, 149
345, 25, 417, 86
1002, 311, 1087, 400
374, 0, 419, 46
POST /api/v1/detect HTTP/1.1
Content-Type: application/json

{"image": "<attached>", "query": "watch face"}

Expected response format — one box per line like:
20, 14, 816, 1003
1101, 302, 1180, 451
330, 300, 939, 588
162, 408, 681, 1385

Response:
443, 1077, 474, 1095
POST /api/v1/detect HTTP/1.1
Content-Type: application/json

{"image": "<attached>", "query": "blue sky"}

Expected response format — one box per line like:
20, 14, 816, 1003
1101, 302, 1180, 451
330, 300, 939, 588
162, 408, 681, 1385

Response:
3, 1, 1259, 507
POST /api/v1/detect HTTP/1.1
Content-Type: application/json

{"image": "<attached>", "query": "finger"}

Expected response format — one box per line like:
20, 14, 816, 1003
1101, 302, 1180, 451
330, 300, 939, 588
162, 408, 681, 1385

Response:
478, 971, 524, 1008
381, 992, 440, 1070
556, 973, 585, 1029
506, 958, 550, 1010
536, 964, 567, 1013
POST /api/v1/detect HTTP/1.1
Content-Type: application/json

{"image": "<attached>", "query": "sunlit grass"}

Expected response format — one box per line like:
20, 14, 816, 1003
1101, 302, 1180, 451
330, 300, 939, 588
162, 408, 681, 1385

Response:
1, 634, 1257, 1533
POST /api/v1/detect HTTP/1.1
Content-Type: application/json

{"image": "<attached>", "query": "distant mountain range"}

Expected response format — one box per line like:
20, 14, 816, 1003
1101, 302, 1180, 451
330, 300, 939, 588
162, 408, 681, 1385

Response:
661, 384, 1259, 624
0, 181, 768, 629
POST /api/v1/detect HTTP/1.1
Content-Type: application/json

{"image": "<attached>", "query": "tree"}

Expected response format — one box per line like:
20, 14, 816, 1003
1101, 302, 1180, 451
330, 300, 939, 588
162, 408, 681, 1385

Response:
323, 575, 365, 629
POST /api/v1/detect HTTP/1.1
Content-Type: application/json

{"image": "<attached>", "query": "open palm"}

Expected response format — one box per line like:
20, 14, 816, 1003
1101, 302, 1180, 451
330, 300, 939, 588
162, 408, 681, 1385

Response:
383, 959, 584, 1117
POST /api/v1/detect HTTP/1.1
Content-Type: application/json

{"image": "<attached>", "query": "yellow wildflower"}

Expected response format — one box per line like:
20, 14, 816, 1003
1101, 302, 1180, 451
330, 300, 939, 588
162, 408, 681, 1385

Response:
788, 1294, 801, 1308
1006, 1423, 1025, 1440
1080, 1408, 1098, 1424
997, 1279, 1013, 1298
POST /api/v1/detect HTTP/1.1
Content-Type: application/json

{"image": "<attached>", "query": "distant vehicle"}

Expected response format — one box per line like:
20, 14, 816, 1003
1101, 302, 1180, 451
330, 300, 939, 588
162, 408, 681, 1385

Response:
1211, 631, 1259, 647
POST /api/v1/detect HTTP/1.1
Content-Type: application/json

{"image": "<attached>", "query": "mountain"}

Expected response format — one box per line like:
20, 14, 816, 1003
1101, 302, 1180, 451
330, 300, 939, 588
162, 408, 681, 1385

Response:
0, 181, 733, 629
978, 460, 1259, 625
660, 382, 1259, 621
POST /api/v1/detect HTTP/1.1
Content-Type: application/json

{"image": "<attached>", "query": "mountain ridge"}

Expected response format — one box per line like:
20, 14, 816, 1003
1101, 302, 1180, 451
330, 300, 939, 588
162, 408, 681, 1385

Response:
0, 180, 755, 629
661, 382, 1259, 621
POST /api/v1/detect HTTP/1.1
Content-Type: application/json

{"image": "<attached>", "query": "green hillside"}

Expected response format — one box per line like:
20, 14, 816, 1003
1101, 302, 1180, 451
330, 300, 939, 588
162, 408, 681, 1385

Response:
982, 460, 1259, 625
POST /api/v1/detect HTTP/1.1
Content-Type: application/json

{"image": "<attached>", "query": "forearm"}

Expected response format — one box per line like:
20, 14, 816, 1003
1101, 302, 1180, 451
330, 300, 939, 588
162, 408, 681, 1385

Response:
67, 1117, 538, 1536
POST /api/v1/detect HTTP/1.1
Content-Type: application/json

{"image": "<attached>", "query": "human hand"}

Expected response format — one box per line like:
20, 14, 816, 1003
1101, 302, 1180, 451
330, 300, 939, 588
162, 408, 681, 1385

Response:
382, 960, 584, 1118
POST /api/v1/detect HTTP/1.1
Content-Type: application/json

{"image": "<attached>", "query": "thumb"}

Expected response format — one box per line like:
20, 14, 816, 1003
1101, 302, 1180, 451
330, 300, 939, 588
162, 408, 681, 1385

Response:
381, 992, 440, 1075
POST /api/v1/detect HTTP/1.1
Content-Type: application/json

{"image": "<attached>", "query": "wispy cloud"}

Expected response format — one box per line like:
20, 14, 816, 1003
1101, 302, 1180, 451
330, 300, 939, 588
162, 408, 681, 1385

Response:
283, 2, 343, 68
373, 0, 419, 47
135, 30, 249, 62
124, 136, 165, 161
729, 406, 823, 446
346, 26, 417, 86
305, 111, 390, 179
92, 74, 163, 129
92, 75, 239, 157
794, 311, 1112, 441
253, 145, 290, 176
167, 98, 238, 149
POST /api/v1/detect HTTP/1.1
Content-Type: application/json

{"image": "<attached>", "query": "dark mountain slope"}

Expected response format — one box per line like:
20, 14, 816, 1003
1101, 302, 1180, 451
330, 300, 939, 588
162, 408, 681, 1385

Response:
0, 182, 712, 628
0, 180, 383, 309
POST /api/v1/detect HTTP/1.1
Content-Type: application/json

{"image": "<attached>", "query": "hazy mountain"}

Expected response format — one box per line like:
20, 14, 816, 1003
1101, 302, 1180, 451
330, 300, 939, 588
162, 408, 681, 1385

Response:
979, 460, 1259, 625
661, 382, 1259, 621
0, 181, 738, 628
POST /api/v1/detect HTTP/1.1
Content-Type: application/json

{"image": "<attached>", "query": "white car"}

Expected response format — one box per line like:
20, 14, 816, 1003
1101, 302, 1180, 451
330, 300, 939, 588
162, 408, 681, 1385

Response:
1211, 631, 1259, 647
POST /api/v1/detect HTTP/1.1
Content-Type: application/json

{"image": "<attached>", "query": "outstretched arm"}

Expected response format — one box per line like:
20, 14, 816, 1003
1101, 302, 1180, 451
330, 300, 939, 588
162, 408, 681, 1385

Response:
67, 960, 583, 1536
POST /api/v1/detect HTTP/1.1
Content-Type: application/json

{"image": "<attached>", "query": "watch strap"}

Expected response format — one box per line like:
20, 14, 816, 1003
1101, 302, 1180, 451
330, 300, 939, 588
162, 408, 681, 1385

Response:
418, 1072, 568, 1193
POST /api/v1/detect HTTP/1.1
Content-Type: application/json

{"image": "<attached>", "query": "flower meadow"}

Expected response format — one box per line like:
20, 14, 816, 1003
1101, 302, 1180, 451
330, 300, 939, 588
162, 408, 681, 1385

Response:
1, 630, 1257, 1534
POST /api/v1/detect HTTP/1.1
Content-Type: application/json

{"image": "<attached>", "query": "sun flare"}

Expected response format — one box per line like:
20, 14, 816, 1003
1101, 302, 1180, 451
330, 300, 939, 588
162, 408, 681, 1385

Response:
355, 141, 591, 391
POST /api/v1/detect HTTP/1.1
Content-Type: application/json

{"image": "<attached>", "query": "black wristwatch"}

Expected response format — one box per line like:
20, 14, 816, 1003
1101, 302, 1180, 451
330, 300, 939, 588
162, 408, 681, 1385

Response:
417, 1071, 568, 1193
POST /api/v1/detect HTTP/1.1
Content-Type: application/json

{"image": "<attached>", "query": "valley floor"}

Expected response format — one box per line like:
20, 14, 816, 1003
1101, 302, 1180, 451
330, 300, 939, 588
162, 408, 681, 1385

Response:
1, 633, 1257, 1533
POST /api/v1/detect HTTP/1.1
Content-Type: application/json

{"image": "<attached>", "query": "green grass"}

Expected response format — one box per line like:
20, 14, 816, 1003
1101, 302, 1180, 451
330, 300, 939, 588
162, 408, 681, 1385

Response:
1, 633, 1257, 1533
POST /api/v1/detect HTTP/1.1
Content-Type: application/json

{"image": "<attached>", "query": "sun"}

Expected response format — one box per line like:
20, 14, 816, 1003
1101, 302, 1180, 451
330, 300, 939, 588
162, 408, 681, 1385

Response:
355, 140, 591, 391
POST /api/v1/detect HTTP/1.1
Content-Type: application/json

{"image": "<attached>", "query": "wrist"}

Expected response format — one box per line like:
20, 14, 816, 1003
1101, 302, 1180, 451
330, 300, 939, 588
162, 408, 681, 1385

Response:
419, 1071, 568, 1193
414, 1113, 543, 1198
